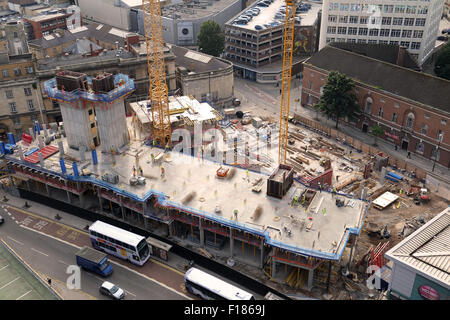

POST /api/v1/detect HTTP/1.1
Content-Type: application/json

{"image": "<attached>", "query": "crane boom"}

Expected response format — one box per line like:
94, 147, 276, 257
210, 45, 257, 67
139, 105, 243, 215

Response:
142, 0, 172, 148
278, 0, 297, 165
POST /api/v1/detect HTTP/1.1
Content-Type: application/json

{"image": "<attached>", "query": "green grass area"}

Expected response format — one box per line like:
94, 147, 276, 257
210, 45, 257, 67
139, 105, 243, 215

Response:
0, 243, 58, 300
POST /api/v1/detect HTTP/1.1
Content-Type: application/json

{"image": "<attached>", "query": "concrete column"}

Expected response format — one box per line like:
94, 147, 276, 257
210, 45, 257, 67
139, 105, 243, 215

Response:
79, 192, 85, 209
45, 182, 50, 196
380, 166, 386, 184
229, 228, 234, 257
260, 238, 264, 268
28, 128, 35, 140
143, 202, 148, 230
307, 269, 314, 291
326, 261, 332, 292
17, 146, 24, 161
79, 145, 86, 161
66, 190, 71, 204
199, 218, 204, 247
98, 193, 103, 214
38, 135, 44, 149
361, 187, 368, 200
58, 141, 64, 157
38, 152, 44, 167
120, 197, 125, 221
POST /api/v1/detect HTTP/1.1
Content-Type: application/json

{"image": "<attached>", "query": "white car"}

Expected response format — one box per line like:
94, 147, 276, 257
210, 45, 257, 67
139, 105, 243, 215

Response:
99, 281, 125, 300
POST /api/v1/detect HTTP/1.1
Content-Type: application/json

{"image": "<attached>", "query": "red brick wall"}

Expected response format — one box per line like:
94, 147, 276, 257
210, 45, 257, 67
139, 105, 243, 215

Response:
301, 65, 450, 168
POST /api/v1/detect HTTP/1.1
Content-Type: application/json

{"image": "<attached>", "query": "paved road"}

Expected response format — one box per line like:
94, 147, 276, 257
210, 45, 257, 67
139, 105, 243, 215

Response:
0, 205, 192, 300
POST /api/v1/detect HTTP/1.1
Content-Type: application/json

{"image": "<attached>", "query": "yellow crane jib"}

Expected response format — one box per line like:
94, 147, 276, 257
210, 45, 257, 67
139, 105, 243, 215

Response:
278, 0, 297, 165
142, 0, 172, 148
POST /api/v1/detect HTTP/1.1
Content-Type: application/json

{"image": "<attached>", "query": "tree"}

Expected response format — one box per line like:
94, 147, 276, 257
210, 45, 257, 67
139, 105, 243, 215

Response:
316, 71, 360, 129
370, 124, 385, 146
197, 21, 225, 57
434, 42, 450, 80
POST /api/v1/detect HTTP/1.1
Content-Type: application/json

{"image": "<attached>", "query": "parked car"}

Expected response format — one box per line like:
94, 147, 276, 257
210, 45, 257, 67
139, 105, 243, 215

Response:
441, 28, 450, 34
0, 215, 4, 225
437, 35, 448, 41
99, 281, 125, 300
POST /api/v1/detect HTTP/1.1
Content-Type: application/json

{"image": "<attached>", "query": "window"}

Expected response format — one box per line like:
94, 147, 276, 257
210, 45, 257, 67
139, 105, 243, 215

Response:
349, 16, 358, 24
350, 4, 360, 12
13, 32, 18, 38
13, 68, 22, 76
370, 17, 381, 26
391, 29, 401, 37
365, 97, 372, 114
400, 41, 410, 49
393, 18, 403, 26
417, 6, 428, 15
406, 6, 416, 14
430, 148, 440, 161
421, 124, 428, 135
390, 41, 399, 45
378, 107, 383, 118
358, 39, 367, 44
437, 130, 444, 141
405, 113, 414, 129
415, 19, 426, 26
30, 114, 37, 122
27, 100, 34, 111
394, 5, 405, 13
13, 117, 20, 125
381, 17, 391, 25
441, 120, 447, 126
392, 113, 398, 123
338, 27, 347, 35
326, 37, 335, 43
327, 26, 336, 34
416, 141, 424, 154
404, 18, 414, 26
384, 5, 393, 13
379, 40, 388, 45
25, 67, 33, 74
413, 30, 423, 38
380, 29, 390, 37
424, 114, 430, 120
369, 29, 379, 36
329, 2, 339, 11
359, 16, 368, 24
2, 70, 9, 78
24, 88, 32, 96
402, 30, 412, 38
339, 16, 348, 23
340, 3, 349, 11
348, 27, 357, 35
358, 28, 368, 36
328, 15, 337, 22
347, 38, 356, 43
309, 81, 313, 90
394, 103, 399, 109
9, 102, 17, 113
5, 90, 13, 99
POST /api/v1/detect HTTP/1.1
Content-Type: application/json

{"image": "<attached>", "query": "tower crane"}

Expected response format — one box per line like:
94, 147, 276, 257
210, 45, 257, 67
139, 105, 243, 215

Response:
278, 0, 297, 165
142, 0, 172, 148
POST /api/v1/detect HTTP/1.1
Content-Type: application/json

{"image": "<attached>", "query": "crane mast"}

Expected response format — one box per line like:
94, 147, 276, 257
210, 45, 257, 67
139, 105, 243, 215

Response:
278, 0, 297, 165
142, 0, 172, 148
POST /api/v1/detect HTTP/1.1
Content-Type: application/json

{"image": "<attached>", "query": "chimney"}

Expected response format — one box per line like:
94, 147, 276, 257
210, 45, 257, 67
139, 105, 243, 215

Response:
396, 46, 406, 67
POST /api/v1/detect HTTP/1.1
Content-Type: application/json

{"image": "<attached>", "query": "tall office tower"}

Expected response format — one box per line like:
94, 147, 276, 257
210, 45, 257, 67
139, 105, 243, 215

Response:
319, 0, 445, 66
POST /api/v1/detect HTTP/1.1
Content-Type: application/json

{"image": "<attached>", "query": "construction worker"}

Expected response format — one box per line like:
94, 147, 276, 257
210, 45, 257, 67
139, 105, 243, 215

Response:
161, 166, 165, 178
293, 196, 299, 206
139, 166, 143, 177
151, 153, 155, 162
318, 182, 322, 193
152, 139, 156, 147
132, 166, 136, 177
336, 175, 339, 182
399, 188, 403, 196
322, 208, 326, 215
301, 195, 306, 205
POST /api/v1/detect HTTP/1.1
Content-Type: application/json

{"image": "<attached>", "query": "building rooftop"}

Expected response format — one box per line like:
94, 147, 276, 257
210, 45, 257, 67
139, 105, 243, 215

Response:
227, 0, 320, 32
305, 45, 450, 114
162, 0, 239, 20
385, 207, 450, 289
169, 43, 232, 74
25, 11, 67, 22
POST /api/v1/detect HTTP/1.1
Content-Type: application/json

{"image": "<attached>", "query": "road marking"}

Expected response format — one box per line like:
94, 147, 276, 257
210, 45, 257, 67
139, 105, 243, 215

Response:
20, 225, 82, 249
19, 225, 189, 299
0, 264, 9, 272
109, 260, 192, 300
0, 276, 20, 290
57, 260, 69, 265
124, 289, 136, 297
16, 290, 32, 300
31, 248, 49, 257
7, 236, 24, 246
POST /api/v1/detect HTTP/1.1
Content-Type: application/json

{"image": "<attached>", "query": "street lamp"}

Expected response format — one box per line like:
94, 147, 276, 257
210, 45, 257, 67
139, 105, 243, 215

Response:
432, 132, 443, 172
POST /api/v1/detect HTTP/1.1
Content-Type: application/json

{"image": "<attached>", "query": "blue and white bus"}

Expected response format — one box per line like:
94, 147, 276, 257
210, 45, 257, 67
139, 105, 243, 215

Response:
88, 220, 150, 266
184, 267, 255, 300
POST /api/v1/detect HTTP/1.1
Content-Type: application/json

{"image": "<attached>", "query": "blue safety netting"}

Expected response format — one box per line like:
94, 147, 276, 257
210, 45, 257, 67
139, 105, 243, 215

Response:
44, 74, 135, 104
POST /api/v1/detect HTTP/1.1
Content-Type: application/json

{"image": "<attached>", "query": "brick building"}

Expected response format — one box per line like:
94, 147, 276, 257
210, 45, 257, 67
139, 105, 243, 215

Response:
301, 44, 450, 168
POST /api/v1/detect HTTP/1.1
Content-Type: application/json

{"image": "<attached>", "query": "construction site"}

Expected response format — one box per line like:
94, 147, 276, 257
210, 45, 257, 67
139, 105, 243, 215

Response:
0, 0, 448, 300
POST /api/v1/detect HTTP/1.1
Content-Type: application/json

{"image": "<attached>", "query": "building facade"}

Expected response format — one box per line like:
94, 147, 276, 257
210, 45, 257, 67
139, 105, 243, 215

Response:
319, 0, 445, 66
301, 45, 450, 168
223, 0, 321, 83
